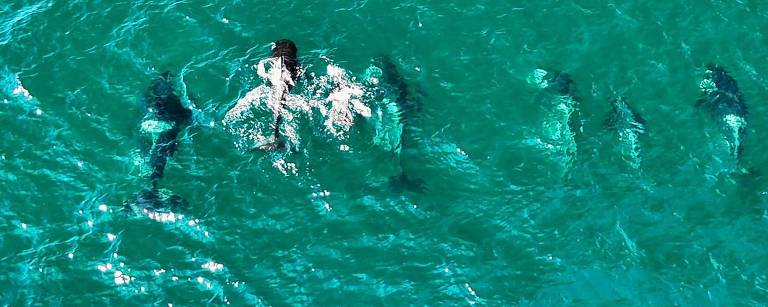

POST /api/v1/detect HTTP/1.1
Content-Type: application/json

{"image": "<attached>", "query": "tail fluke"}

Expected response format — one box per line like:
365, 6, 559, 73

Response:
124, 188, 188, 214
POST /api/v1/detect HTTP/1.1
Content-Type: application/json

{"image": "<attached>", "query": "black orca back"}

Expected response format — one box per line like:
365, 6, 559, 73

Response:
548, 72, 575, 96
144, 72, 192, 125
700, 65, 747, 117
698, 65, 748, 159
272, 39, 301, 90
142, 72, 192, 183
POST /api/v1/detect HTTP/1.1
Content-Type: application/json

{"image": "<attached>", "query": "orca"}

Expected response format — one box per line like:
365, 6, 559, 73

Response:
697, 64, 747, 159
605, 97, 645, 169
370, 56, 425, 191
140, 71, 192, 184
528, 68, 580, 174
255, 39, 302, 151
124, 72, 192, 214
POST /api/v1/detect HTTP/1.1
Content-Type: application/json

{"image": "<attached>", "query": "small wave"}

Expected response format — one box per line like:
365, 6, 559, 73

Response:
0, 1, 53, 46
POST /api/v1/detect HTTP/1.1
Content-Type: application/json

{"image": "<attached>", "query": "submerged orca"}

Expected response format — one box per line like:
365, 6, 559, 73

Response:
372, 56, 425, 191
124, 72, 192, 212
605, 97, 645, 168
528, 68, 580, 174
140, 71, 192, 184
255, 39, 302, 151
697, 64, 747, 159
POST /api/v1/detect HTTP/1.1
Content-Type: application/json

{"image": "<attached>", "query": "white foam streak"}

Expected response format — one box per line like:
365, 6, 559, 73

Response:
224, 61, 374, 151
317, 64, 371, 137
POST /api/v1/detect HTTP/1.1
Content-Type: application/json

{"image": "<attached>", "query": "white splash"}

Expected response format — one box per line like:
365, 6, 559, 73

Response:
527, 69, 550, 88
223, 52, 306, 150
273, 159, 298, 176
113, 270, 132, 285
11, 78, 32, 101
201, 261, 224, 272
257, 56, 297, 95
97, 263, 113, 272
317, 64, 371, 137
223, 84, 306, 150
699, 69, 717, 94
224, 59, 379, 151
143, 208, 180, 223
618, 127, 642, 169
722, 113, 746, 155
140, 119, 174, 135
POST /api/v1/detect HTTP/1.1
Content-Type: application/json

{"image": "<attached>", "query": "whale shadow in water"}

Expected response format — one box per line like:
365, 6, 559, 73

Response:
374, 56, 426, 192
125, 71, 192, 212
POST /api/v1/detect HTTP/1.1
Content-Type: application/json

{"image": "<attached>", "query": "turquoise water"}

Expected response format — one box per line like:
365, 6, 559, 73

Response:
3, 0, 768, 305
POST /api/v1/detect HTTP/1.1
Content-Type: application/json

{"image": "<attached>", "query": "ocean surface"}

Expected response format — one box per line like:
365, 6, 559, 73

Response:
2, 0, 768, 305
